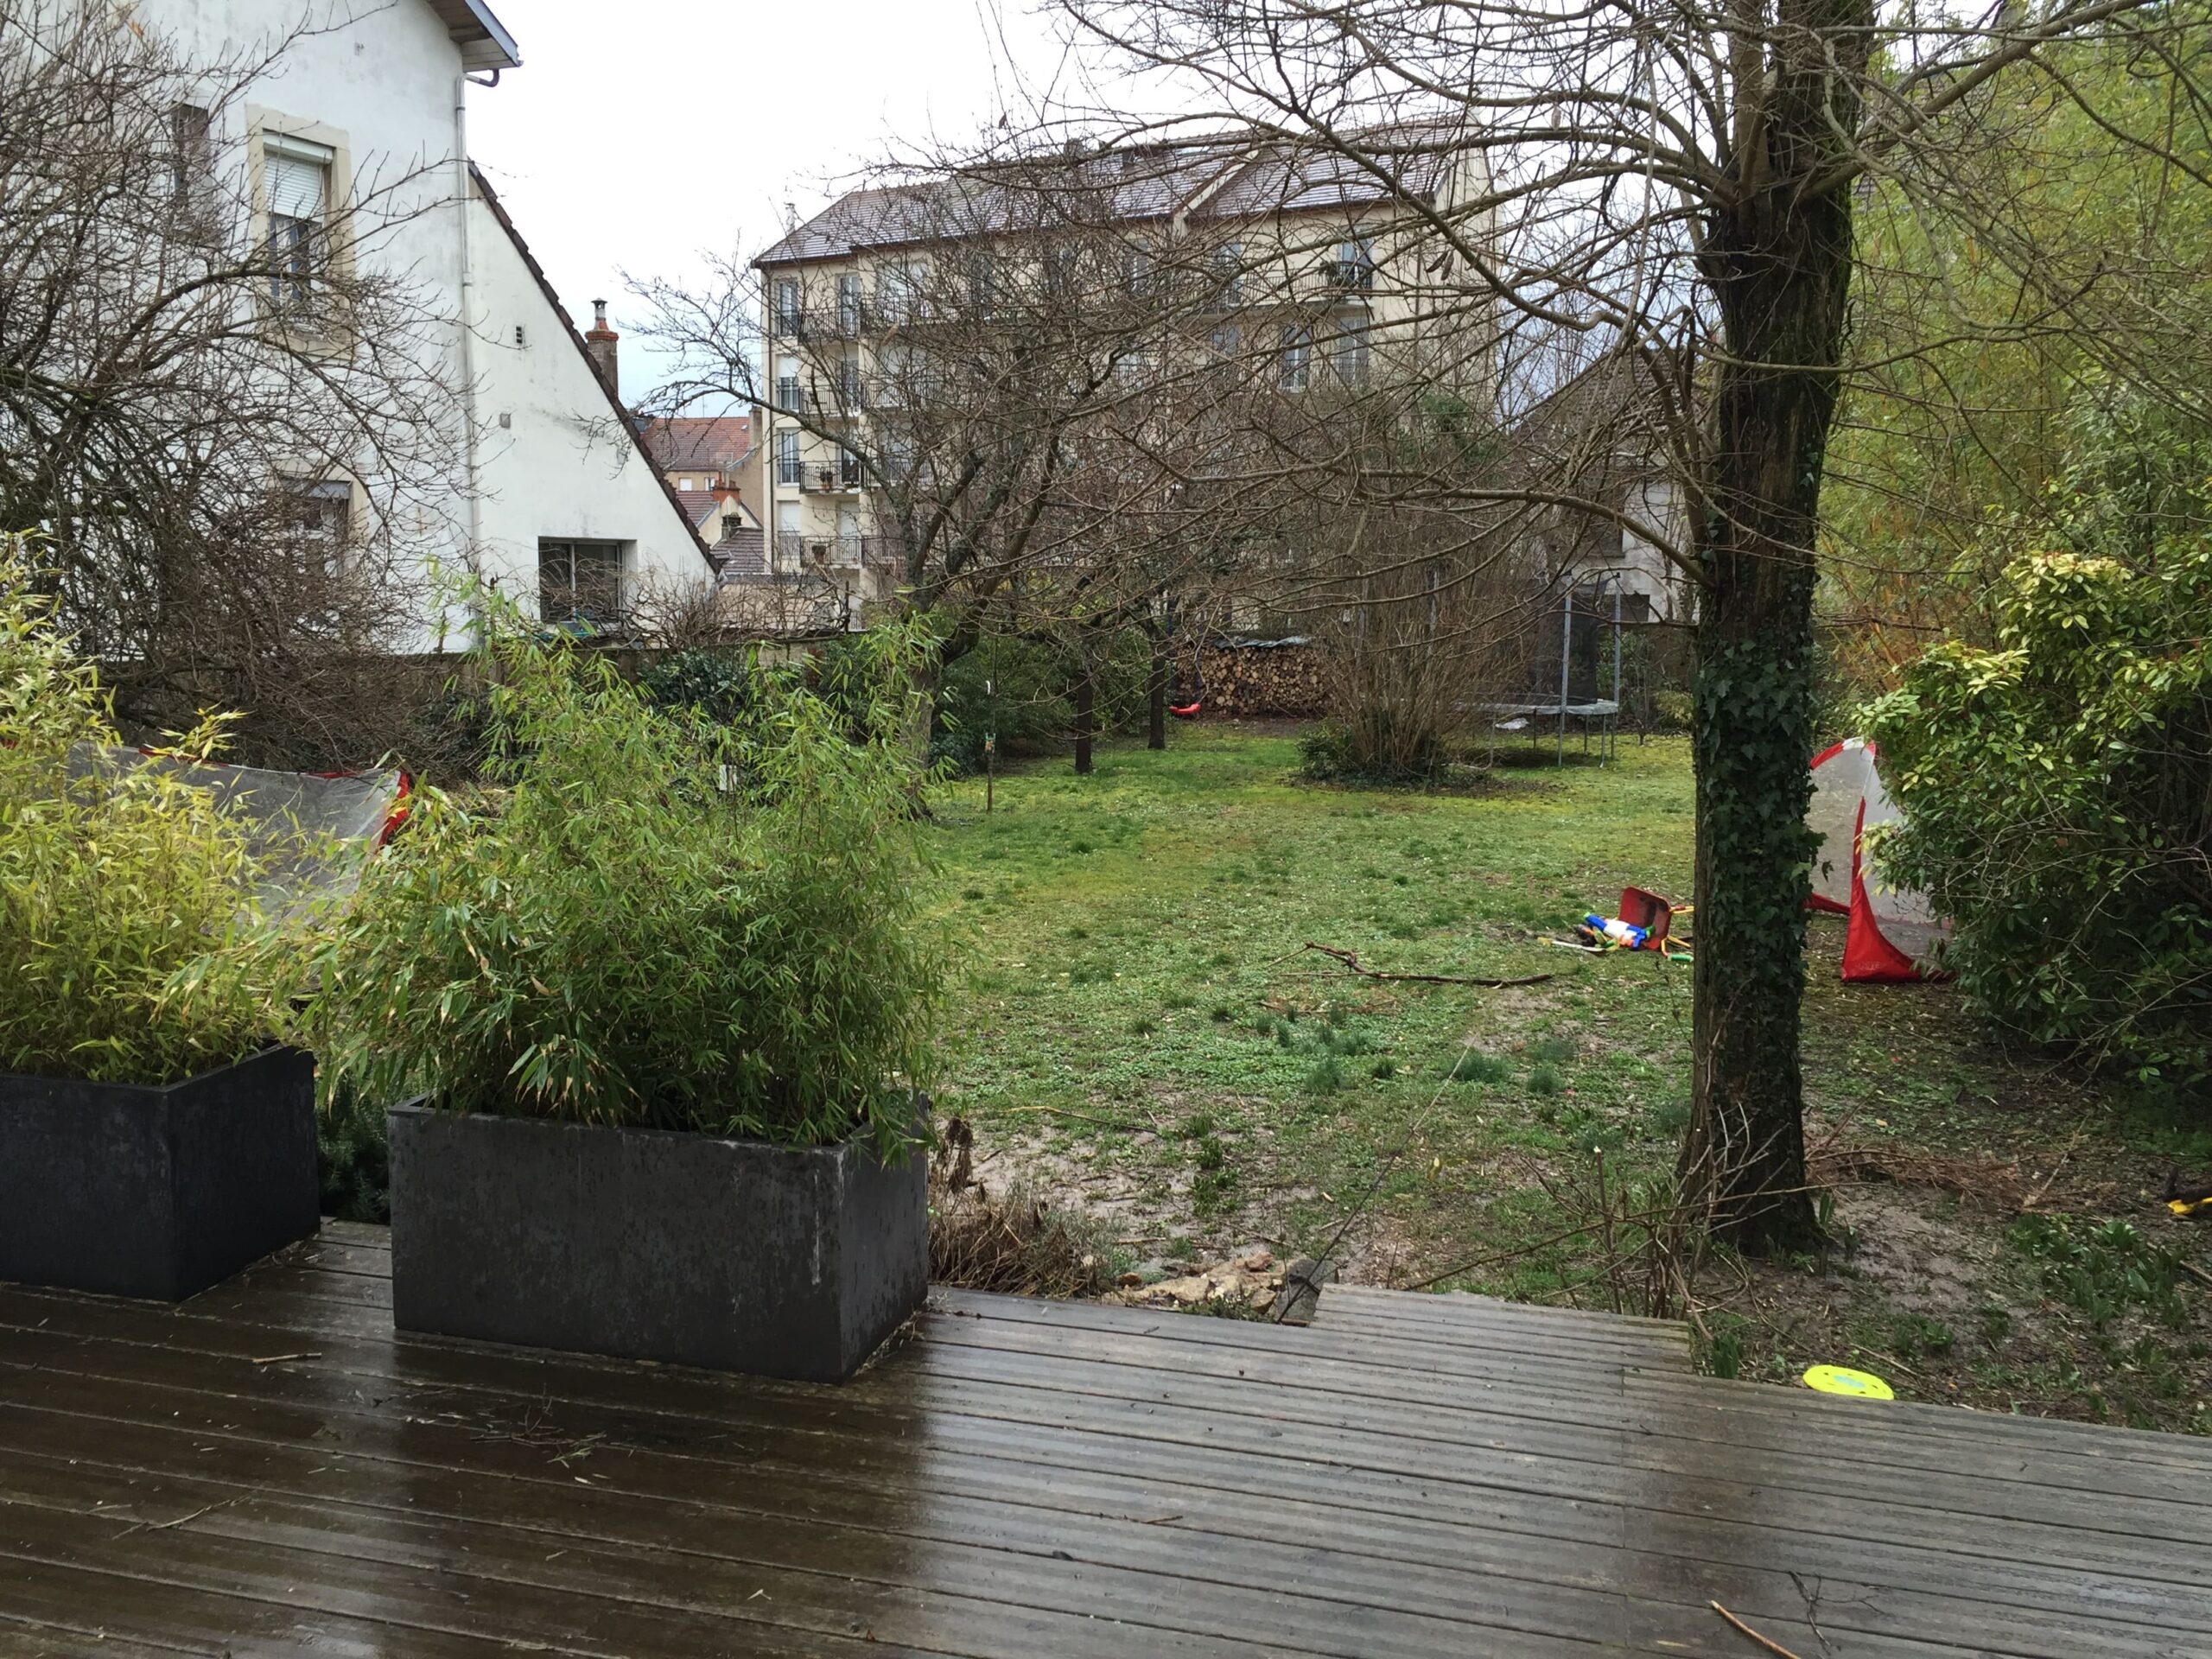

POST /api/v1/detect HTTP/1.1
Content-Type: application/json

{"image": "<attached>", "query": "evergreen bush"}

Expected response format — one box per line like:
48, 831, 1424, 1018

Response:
1866, 399, 2212, 1083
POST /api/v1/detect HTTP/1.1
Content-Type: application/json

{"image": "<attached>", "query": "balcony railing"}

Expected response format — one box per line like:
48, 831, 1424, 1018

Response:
769, 533, 901, 574
800, 462, 864, 493
1325, 257, 1375, 291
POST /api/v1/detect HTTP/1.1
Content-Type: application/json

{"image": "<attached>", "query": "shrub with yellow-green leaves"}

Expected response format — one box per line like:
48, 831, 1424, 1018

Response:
0, 536, 287, 1084
1867, 541, 2212, 1085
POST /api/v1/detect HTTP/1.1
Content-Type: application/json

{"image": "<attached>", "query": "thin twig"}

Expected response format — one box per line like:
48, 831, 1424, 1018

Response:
249, 1351, 321, 1365
115, 1498, 231, 1538
1300, 942, 1554, 988
2021, 1129, 2082, 1212
1710, 1600, 1808, 1659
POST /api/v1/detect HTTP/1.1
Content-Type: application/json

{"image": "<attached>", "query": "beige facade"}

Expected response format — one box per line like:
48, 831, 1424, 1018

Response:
750, 138, 1494, 629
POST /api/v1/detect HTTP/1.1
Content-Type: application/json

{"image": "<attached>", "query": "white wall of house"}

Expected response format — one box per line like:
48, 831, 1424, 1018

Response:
1614, 478, 1690, 622
136, 0, 710, 646
466, 178, 711, 618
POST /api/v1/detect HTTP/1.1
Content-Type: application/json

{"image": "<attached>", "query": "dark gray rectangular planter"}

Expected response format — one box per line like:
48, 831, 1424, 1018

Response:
387, 1103, 927, 1382
0, 1046, 318, 1300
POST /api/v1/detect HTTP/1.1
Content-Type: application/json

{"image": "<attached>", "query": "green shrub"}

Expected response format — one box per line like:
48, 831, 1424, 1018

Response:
2010, 1215, 2188, 1331
0, 538, 289, 1084
1299, 717, 1446, 785
1303, 1054, 1346, 1095
1866, 540, 2212, 1083
318, 1079, 390, 1223
1445, 1049, 1510, 1085
639, 647, 758, 724
302, 596, 948, 1154
934, 634, 1071, 773
932, 626, 1154, 774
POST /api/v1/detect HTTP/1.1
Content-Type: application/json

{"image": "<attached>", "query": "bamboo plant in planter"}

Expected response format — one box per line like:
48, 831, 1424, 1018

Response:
305, 600, 947, 1382
0, 539, 318, 1300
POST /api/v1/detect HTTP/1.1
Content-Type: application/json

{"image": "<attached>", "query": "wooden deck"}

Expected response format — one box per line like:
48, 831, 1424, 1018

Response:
0, 1224, 2206, 1657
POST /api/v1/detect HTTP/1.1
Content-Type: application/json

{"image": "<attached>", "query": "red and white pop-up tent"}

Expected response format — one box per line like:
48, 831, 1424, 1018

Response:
1806, 739, 1948, 982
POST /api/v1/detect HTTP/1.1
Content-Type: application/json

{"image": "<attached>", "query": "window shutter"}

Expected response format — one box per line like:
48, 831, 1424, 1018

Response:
264, 134, 333, 220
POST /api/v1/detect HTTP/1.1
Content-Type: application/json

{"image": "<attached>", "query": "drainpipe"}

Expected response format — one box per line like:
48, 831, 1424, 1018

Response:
452, 73, 484, 647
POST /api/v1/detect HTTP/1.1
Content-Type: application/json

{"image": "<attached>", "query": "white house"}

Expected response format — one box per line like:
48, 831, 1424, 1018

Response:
137, 0, 712, 645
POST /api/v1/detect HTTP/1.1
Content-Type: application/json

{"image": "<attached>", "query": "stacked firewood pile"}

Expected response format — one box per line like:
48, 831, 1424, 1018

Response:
1184, 639, 1330, 719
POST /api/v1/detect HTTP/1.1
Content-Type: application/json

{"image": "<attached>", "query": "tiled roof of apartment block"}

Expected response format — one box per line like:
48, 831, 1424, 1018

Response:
642, 416, 753, 474
755, 133, 1456, 267
714, 527, 766, 577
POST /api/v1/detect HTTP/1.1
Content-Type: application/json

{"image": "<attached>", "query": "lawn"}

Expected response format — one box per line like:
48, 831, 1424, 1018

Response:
926, 722, 2212, 1433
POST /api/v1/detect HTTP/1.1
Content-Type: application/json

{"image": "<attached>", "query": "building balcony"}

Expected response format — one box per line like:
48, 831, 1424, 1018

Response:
800, 463, 863, 494
770, 533, 900, 574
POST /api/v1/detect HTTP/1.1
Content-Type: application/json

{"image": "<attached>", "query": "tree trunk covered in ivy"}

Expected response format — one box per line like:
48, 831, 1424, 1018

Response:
1679, 0, 1870, 1254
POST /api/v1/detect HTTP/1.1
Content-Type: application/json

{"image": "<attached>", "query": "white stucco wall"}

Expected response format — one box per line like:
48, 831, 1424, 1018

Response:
466, 180, 712, 614
134, 0, 709, 645
1615, 477, 1690, 621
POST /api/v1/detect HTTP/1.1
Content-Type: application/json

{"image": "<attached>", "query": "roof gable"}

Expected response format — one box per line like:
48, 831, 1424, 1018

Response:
468, 163, 711, 571
423, 0, 519, 71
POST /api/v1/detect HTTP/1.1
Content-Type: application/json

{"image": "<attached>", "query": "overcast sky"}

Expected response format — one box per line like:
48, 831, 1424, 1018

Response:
467, 0, 1075, 401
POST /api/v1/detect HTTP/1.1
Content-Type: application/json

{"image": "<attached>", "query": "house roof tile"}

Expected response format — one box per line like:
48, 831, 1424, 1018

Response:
643, 416, 754, 475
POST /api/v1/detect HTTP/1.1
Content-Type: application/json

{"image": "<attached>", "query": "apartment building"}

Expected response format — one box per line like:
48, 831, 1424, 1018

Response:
749, 137, 1491, 628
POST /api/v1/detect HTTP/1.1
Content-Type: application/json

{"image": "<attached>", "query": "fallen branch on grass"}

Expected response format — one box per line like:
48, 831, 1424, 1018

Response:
1300, 942, 1554, 988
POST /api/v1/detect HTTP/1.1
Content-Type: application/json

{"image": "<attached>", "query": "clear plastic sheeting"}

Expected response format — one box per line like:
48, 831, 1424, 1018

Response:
64, 746, 408, 913
1807, 739, 1878, 912
1805, 739, 1949, 982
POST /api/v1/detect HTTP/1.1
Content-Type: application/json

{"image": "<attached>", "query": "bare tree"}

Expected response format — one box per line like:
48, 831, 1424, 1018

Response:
0, 0, 457, 766
631, 137, 1477, 769
1031, 0, 2205, 1248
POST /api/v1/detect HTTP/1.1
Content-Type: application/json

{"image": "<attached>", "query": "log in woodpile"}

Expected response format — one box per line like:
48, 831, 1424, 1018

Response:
1183, 639, 1329, 719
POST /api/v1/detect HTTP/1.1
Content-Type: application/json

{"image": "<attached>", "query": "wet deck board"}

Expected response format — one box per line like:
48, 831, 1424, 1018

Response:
0, 1224, 2203, 1656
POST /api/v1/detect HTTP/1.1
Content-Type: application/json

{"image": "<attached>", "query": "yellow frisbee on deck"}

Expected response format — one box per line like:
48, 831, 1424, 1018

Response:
1803, 1364, 1894, 1400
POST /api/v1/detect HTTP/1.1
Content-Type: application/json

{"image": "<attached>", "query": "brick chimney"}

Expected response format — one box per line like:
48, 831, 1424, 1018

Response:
584, 299, 620, 397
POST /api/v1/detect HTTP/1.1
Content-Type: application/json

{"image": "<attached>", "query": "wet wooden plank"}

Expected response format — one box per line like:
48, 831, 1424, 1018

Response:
3, 1284, 2206, 1574
1, 1237, 2206, 1658
0, 1445, 1672, 1659
1322, 1282, 1688, 1332
0, 1364, 2189, 1659
3, 1325, 2203, 1659
0, 1553, 552, 1656
0, 1494, 941, 1659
